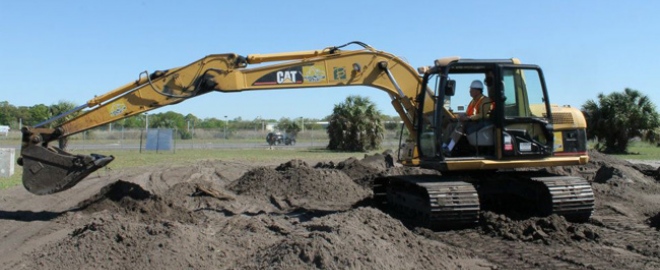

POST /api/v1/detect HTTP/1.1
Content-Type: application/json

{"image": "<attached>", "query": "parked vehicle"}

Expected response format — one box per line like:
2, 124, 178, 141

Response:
266, 132, 283, 146
284, 135, 296, 145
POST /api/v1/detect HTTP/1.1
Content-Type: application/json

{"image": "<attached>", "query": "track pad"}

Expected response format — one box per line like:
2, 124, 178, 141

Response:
20, 145, 114, 195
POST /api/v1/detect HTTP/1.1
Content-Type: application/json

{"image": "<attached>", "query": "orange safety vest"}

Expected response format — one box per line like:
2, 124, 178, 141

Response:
467, 95, 486, 117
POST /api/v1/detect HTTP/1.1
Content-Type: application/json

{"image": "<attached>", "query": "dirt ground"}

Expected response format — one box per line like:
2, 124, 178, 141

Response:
1, 150, 659, 270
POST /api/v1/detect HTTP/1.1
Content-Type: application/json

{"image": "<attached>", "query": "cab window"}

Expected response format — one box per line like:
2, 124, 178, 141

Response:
502, 68, 548, 118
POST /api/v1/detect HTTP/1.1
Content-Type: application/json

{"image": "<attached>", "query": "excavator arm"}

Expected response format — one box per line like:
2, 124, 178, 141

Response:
19, 42, 439, 195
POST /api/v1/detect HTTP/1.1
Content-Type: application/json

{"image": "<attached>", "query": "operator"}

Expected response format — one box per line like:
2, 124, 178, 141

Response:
460, 80, 492, 123
444, 80, 492, 154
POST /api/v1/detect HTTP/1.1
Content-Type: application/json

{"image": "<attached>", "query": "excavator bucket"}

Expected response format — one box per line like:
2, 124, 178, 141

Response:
20, 145, 114, 195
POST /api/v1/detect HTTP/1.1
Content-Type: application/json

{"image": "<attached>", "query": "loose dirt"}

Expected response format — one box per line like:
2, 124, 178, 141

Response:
1, 150, 659, 269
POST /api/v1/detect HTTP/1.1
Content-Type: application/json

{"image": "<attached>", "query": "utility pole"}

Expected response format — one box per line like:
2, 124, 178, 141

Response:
120, 119, 125, 148
254, 117, 259, 133
300, 117, 304, 132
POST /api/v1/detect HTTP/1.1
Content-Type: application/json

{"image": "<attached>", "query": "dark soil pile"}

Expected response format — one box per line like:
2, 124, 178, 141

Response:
29, 215, 207, 270
238, 207, 491, 270
537, 149, 622, 180
4, 150, 660, 270
22, 155, 493, 270
315, 154, 387, 189
227, 161, 371, 211
74, 180, 202, 224
479, 212, 600, 244
316, 152, 440, 189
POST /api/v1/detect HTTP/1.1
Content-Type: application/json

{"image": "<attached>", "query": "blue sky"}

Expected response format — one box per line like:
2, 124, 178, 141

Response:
1, 1, 659, 121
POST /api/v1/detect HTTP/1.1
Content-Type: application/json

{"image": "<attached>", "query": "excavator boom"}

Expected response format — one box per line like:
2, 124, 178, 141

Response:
19, 42, 434, 194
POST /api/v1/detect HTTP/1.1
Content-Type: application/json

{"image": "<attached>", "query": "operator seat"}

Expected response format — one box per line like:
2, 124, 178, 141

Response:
466, 124, 494, 146
465, 98, 495, 147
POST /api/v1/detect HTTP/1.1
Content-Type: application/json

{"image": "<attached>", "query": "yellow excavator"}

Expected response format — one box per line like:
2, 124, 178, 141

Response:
18, 41, 593, 228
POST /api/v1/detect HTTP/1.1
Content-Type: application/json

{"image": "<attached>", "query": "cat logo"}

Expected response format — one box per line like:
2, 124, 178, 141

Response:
277, 70, 299, 84
253, 66, 304, 86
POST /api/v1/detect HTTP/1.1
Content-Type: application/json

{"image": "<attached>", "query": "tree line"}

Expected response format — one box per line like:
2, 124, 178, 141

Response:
8, 87, 654, 154
0, 99, 403, 141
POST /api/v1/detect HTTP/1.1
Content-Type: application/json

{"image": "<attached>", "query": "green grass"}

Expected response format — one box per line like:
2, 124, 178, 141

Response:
0, 148, 381, 191
7, 140, 658, 191
604, 141, 660, 160
0, 167, 22, 190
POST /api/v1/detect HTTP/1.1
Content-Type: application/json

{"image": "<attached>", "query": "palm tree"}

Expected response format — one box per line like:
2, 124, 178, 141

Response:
582, 88, 660, 153
327, 95, 384, 151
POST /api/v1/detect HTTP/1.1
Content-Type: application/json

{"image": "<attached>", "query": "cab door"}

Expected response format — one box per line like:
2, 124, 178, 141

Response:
496, 65, 554, 158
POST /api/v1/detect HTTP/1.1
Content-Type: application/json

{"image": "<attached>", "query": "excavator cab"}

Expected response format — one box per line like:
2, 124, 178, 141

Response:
416, 58, 559, 165
377, 58, 592, 228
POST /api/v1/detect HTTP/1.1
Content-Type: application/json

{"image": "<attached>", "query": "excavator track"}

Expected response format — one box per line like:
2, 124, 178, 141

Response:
374, 176, 480, 229
476, 172, 594, 222
530, 175, 594, 222
374, 172, 594, 229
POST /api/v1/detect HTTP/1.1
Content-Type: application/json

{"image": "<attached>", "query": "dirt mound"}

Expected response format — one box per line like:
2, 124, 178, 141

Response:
593, 164, 626, 183
479, 212, 600, 244
547, 149, 659, 183
161, 181, 238, 212
587, 153, 660, 221
239, 207, 491, 270
29, 215, 203, 269
313, 154, 440, 189
275, 159, 309, 171
227, 163, 370, 211
589, 149, 627, 165
314, 157, 380, 179
28, 208, 489, 270
316, 153, 401, 189
630, 163, 660, 181
6, 150, 660, 269
75, 180, 200, 224
536, 150, 609, 180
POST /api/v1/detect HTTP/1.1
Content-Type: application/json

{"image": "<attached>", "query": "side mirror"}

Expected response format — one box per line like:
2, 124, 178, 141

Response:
445, 79, 456, 96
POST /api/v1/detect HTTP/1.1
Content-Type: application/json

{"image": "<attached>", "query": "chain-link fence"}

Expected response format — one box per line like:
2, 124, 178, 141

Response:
0, 127, 405, 152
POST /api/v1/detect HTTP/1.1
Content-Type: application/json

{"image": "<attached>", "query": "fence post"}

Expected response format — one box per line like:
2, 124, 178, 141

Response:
139, 129, 143, 153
